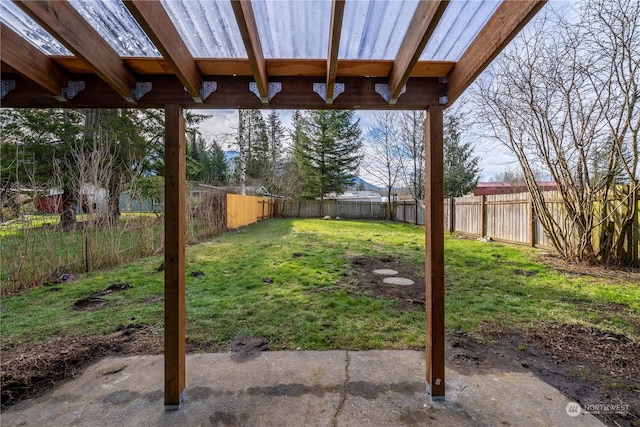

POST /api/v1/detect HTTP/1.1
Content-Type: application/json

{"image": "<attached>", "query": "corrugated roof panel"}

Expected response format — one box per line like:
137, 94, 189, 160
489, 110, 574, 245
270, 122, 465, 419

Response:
339, 0, 419, 59
68, 0, 160, 57
252, 0, 331, 59
0, 0, 71, 56
160, 0, 246, 58
421, 0, 501, 61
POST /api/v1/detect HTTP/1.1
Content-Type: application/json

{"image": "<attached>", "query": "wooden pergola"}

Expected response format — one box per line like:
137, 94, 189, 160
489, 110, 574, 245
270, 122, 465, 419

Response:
1, 0, 545, 409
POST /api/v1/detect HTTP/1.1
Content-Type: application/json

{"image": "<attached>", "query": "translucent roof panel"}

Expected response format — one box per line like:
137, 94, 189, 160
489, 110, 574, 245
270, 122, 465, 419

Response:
68, 0, 160, 57
252, 0, 331, 59
160, 0, 246, 58
339, 0, 419, 59
0, 0, 71, 56
421, 0, 501, 61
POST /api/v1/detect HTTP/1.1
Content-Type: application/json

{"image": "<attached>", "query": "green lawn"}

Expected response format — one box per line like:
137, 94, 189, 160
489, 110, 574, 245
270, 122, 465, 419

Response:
1, 218, 638, 351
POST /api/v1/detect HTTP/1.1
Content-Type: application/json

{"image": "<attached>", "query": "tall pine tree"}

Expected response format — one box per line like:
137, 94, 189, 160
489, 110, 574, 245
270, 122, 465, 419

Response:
294, 110, 362, 215
443, 114, 479, 197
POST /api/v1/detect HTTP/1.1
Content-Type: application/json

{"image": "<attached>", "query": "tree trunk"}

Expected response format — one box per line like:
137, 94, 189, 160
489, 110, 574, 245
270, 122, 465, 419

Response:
107, 176, 122, 225
59, 187, 77, 230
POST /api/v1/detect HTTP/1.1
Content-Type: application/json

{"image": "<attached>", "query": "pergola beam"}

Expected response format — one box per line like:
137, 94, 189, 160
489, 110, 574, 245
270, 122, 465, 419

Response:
446, 0, 547, 105
12, 0, 138, 101
388, 0, 449, 104
0, 23, 68, 96
123, 0, 204, 102
231, 0, 269, 104
325, 0, 345, 104
2, 75, 447, 110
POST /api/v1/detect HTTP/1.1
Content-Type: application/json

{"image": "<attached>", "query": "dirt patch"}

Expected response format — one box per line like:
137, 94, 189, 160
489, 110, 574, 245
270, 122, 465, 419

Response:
539, 254, 640, 282
0, 324, 161, 408
102, 283, 132, 294
344, 256, 425, 312
72, 296, 107, 311
71, 283, 133, 311
228, 336, 269, 363
448, 324, 640, 426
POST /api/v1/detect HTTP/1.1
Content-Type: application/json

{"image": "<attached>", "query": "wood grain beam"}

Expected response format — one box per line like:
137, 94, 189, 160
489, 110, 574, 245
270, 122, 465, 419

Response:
13, 0, 138, 100
123, 0, 204, 102
2, 74, 447, 110
388, 0, 449, 103
164, 104, 186, 409
326, 0, 345, 103
230, 0, 269, 103
446, 0, 546, 105
50, 57, 455, 78
424, 106, 445, 398
0, 23, 68, 95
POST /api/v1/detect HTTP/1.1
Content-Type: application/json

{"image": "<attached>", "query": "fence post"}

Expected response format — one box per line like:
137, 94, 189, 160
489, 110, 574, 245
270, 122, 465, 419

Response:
480, 195, 486, 237
529, 197, 536, 247
415, 200, 418, 225
448, 197, 455, 233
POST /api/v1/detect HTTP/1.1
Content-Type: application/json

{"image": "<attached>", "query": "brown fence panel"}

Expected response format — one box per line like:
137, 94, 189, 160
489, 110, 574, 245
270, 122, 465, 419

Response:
453, 196, 482, 236
485, 193, 530, 244
275, 199, 387, 219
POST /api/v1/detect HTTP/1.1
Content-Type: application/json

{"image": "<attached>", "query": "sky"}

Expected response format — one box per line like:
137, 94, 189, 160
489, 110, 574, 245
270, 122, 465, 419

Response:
196, 107, 519, 186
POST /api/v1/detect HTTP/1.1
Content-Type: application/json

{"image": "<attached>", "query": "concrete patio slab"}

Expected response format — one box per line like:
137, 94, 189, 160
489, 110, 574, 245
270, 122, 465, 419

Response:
2, 350, 604, 427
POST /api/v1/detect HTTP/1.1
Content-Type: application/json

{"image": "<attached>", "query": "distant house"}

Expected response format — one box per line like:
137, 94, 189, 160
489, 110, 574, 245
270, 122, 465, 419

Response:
325, 190, 384, 202
472, 182, 557, 196
35, 184, 107, 214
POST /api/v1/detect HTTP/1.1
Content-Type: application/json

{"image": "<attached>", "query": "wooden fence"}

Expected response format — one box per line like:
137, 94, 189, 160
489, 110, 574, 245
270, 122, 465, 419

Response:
396, 191, 639, 259
274, 199, 387, 219
226, 194, 273, 229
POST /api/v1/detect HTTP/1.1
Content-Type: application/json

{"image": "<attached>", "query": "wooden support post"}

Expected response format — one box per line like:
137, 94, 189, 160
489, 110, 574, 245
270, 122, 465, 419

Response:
164, 104, 186, 410
424, 106, 445, 399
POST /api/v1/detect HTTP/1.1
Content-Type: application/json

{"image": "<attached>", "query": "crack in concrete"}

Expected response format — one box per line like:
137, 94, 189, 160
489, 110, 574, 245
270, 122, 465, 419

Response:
332, 350, 350, 427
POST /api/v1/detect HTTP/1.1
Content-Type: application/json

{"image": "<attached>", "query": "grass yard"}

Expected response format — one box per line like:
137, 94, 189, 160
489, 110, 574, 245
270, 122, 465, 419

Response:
2, 218, 639, 423
2, 218, 639, 350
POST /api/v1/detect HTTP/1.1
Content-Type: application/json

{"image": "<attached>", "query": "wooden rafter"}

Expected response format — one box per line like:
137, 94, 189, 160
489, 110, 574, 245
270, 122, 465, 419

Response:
123, 0, 204, 102
230, 0, 269, 104
13, 0, 138, 101
325, 0, 345, 104
446, 0, 547, 105
388, 0, 449, 104
0, 23, 68, 96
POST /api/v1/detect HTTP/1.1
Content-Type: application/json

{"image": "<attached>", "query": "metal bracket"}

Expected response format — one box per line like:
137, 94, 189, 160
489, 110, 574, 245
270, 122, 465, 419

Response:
130, 82, 152, 101
375, 83, 406, 103
164, 390, 186, 411
313, 82, 345, 104
439, 76, 449, 84
249, 81, 281, 103
195, 81, 217, 102
439, 96, 448, 105
54, 80, 85, 101
1, 80, 16, 99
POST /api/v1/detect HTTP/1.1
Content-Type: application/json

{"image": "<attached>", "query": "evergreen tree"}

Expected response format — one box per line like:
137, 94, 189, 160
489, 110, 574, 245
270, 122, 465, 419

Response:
294, 110, 362, 215
443, 114, 479, 197
265, 110, 287, 192
1, 108, 84, 228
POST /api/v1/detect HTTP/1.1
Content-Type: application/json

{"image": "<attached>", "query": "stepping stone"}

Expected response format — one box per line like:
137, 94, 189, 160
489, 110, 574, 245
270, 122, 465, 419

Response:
373, 269, 398, 276
383, 277, 415, 286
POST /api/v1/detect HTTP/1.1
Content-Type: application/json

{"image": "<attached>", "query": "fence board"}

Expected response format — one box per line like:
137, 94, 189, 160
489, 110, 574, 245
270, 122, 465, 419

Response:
275, 199, 387, 220
227, 194, 272, 229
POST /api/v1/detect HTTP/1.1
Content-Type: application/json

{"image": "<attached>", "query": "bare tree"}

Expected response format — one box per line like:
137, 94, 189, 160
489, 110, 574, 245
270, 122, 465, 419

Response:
363, 112, 401, 219
397, 111, 425, 201
474, 0, 639, 265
